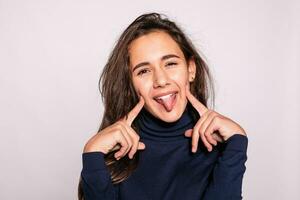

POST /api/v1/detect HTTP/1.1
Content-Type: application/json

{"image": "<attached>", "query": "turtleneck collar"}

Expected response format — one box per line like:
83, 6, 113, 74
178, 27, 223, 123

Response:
137, 104, 196, 142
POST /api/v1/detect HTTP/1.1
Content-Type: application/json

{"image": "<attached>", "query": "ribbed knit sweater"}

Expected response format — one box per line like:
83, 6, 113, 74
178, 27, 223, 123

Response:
80, 104, 248, 199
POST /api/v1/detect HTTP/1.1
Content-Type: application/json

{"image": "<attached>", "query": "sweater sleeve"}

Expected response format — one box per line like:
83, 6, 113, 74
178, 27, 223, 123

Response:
80, 151, 118, 200
202, 134, 248, 200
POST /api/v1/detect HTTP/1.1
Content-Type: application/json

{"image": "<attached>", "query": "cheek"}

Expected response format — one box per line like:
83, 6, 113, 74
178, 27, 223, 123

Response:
169, 71, 189, 100
170, 70, 189, 87
132, 78, 152, 98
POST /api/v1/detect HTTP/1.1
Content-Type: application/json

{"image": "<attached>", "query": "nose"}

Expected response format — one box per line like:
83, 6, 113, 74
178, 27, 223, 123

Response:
153, 68, 170, 88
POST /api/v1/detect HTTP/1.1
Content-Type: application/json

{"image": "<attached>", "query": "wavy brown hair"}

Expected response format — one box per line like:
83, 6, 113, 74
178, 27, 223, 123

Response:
78, 12, 215, 199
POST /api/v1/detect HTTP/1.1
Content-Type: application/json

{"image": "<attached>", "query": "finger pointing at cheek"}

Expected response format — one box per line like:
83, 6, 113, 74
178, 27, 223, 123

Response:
185, 84, 218, 152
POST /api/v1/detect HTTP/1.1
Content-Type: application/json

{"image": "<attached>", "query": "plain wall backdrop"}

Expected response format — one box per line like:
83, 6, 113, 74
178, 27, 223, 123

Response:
0, 0, 299, 199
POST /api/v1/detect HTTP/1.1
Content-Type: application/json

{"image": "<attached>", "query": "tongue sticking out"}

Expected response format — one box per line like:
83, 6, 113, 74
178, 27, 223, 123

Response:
155, 93, 176, 112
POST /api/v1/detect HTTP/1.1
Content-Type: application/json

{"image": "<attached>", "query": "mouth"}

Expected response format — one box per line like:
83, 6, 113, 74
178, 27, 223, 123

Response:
153, 91, 178, 112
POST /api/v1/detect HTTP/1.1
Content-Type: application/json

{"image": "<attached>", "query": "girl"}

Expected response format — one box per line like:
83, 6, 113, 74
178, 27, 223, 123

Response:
78, 12, 248, 200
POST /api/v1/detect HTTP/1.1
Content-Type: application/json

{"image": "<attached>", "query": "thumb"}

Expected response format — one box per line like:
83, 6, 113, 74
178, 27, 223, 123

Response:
184, 129, 193, 137
211, 132, 224, 143
138, 142, 146, 150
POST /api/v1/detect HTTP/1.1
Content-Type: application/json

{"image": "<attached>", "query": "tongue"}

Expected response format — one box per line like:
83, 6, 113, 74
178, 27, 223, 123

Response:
156, 94, 176, 112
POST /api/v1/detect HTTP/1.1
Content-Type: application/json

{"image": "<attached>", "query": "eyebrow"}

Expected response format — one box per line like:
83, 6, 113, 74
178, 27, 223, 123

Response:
132, 54, 180, 72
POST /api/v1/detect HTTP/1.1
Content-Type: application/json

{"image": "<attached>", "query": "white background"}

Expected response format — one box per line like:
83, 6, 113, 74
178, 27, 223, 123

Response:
0, 0, 299, 199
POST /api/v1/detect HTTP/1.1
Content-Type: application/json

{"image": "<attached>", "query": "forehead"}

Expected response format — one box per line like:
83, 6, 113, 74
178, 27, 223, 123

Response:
128, 31, 184, 66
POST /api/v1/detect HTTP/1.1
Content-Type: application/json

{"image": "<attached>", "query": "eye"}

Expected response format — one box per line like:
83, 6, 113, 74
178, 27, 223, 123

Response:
166, 62, 177, 67
137, 69, 150, 76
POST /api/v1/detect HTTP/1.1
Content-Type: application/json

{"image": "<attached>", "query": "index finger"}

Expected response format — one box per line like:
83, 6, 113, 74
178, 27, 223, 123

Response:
125, 96, 145, 125
185, 84, 208, 116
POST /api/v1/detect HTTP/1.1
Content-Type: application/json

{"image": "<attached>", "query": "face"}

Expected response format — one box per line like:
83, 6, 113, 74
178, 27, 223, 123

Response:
128, 31, 196, 122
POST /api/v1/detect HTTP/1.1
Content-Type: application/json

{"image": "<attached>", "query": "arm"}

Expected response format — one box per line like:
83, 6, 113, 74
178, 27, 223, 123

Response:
80, 152, 118, 200
202, 134, 248, 200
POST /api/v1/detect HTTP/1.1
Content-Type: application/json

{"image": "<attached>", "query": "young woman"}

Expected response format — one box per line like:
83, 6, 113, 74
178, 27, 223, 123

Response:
78, 12, 248, 200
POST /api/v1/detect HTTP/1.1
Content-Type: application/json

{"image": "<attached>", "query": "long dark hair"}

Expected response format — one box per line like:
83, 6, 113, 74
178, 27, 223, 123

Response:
78, 12, 215, 199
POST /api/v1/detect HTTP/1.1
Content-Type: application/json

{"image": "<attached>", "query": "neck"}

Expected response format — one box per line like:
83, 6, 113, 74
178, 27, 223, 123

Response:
137, 104, 196, 142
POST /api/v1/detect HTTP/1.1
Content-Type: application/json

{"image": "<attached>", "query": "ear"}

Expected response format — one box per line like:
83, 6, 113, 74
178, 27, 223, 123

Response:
187, 57, 196, 82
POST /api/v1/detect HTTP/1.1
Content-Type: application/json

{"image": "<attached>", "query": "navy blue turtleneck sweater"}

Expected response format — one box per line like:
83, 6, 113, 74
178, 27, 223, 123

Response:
80, 105, 248, 200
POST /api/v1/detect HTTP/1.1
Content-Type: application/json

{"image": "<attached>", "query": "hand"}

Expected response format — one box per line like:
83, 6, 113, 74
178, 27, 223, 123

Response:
184, 84, 247, 153
83, 96, 146, 160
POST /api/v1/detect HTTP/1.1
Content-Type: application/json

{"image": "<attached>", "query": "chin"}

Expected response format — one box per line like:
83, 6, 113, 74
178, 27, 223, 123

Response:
145, 104, 185, 123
